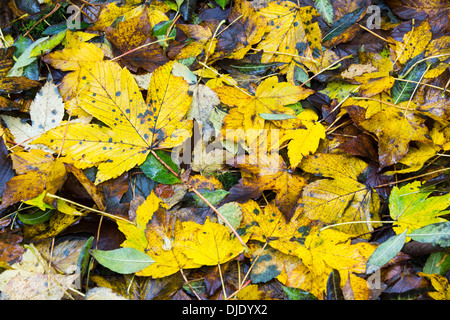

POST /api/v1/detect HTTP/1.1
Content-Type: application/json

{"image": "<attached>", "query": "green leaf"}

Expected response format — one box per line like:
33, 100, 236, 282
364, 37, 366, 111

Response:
78, 236, 94, 278
17, 209, 55, 225
423, 252, 450, 276
217, 202, 243, 231
259, 113, 296, 120
229, 62, 285, 76
23, 191, 53, 211
282, 286, 318, 300
214, 0, 230, 10
408, 222, 450, 247
29, 29, 67, 58
391, 54, 427, 104
192, 189, 229, 207
9, 36, 48, 74
140, 150, 181, 185
313, 0, 334, 25
322, 6, 365, 42
91, 247, 154, 274
326, 269, 344, 300
366, 229, 407, 274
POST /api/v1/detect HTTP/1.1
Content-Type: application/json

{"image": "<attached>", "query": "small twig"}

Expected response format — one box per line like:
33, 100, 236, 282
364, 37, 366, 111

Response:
373, 167, 450, 189
180, 269, 202, 300
24, 3, 61, 37
45, 193, 133, 224
358, 23, 395, 44
319, 220, 395, 232
218, 263, 227, 299
110, 37, 175, 62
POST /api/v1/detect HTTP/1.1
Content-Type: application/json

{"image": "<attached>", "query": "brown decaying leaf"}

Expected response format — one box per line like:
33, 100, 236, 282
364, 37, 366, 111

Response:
105, 8, 169, 73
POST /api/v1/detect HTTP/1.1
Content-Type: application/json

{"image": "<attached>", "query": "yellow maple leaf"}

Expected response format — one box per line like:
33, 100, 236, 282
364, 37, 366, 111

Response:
389, 20, 432, 65
300, 153, 381, 236
240, 200, 315, 256
215, 76, 313, 130
34, 60, 192, 184
181, 217, 249, 266
279, 109, 326, 168
256, 2, 320, 66
116, 191, 200, 278
418, 273, 450, 300
358, 104, 431, 168
294, 228, 376, 298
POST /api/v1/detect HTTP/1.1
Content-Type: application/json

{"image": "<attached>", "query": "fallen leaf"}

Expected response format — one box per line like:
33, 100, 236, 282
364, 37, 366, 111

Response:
34, 60, 192, 184
300, 153, 381, 236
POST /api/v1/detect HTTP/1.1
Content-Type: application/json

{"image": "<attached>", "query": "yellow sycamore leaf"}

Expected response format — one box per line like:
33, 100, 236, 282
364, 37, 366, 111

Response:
43, 42, 104, 72
389, 20, 432, 65
384, 142, 438, 175
34, 60, 192, 184
279, 109, 326, 168
181, 217, 249, 266
92, 1, 169, 31
240, 200, 315, 256
418, 273, 450, 300
300, 153, 381, 236
228, 130, 308, 218
215, 76, 313, 130
116, 192, 200, 278
256, 2, 320, 68
293, 228, 376, 298
353, 54, 395, 97
389, 181, 450, 238
357, 104, 431, 168
342, 92, 393, 119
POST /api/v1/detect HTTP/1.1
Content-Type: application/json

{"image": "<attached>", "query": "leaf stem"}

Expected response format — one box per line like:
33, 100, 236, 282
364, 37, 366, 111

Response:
319, 220, 395, 232
45, 193, 133, 224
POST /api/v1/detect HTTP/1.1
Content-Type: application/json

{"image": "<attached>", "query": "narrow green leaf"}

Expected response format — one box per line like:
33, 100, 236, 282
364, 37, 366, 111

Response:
91, 248, 154, 274
29, 29, 67, 58
423, 252, 450, 276
391, 54, 427, 104
229, 62, 286, 76
140, 150, 181, 184
326, 269, 344, 300
366, 229, 407, 274
17, 209, 55, 225
409, 222, 450, 247
78, 236, 94, 278
259, 113, 296, 120
313, 0, 334, 25
322, 6, 365, 42
282, 286, 318, 300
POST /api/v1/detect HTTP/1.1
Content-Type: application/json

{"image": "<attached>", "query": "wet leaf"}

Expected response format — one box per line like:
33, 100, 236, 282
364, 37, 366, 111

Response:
34, 60, 192, 184
366, 230, 407, 274
91, 247, 155, 274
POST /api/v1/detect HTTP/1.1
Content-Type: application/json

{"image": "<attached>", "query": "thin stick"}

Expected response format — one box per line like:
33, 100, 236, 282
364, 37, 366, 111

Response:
358, 23, 395, 44
218, 263, 227, 299
319, 220, 395, 232
373, 167, 450, 189
45, 193, 133, 224
394, 77, 450, 93
110, 37, 175, 61
24, 3, 61, 37
180, 269, 202, 300
149, 149, 247, 248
